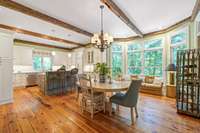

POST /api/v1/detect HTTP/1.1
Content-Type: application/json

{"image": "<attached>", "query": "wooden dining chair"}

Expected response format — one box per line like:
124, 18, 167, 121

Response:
79, 75, 105, 119
109, 79, 142, 124
76, 74, 87, 100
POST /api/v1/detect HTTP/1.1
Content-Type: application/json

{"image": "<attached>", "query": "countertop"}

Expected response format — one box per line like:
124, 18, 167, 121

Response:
13, 71, 45, 74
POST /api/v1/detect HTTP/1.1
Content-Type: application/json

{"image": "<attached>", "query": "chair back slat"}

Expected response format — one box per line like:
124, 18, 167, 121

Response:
78, 74, 92, 93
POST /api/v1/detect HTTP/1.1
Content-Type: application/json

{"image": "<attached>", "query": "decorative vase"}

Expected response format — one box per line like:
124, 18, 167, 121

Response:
99, 74, 106, 83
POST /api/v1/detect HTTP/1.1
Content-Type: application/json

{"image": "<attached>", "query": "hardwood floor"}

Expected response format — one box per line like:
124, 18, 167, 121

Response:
0, 87, 199, 133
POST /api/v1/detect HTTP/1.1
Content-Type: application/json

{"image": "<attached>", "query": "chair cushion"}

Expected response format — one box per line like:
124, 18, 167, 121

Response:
144, 76, 155, 83
130, 75, 139, 80
153, 77, 162, 86
142, 83, 161, 88
83, 92, 104, 100
110, 93, 126, 105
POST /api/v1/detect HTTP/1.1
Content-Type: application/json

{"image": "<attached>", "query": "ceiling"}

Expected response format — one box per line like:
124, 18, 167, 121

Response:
0, 0, 197, 49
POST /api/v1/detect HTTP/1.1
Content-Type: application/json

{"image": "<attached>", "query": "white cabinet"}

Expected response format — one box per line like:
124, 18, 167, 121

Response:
13, 46, 33, 65
53, 51, 68, 66
13, 73, 27, 88
0, 31, 13, 105
83, 47, 107, 65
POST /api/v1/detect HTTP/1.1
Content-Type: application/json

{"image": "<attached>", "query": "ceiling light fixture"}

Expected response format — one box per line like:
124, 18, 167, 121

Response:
52, 51, 56, 56
91, 5, 113, 52
68, 53, 72, 58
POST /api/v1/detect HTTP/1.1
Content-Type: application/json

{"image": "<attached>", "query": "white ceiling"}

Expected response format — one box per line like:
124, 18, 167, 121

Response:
0, 0, 197, 49
114, 0, 196, 33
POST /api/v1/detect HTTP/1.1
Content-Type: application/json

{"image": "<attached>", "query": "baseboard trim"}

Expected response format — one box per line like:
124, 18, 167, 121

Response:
0, 99, 13, 105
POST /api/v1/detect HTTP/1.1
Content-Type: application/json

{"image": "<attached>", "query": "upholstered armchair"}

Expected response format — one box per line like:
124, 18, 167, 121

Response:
110, 80, 142, 124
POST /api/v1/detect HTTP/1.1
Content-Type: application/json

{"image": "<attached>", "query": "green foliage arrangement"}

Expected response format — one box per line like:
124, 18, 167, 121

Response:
94, 63, 110, 76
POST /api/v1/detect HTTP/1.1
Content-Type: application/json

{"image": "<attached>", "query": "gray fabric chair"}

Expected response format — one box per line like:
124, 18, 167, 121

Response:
44, 70, 78, 96
110, 79, 142, 124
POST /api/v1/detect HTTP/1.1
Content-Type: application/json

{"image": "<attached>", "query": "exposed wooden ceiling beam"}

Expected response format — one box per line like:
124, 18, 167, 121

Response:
191, 0, 200, 21
0, 24, 85, 47
0, 0, 93, 37
100, 0, 143, 37
14, 39, 71, 51
114, 16, 191, 42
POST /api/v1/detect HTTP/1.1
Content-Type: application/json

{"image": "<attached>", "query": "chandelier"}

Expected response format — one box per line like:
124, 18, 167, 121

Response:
91, 5, 113, 52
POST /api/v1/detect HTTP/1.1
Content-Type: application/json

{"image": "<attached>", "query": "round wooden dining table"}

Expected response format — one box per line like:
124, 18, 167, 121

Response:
91, 80, 130, 93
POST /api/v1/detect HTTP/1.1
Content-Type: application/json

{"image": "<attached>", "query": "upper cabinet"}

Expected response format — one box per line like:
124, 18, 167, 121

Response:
0, 30, 13, 105
83, 47, 106, 65
0, 32, 13, 58
13, 46, 33, 66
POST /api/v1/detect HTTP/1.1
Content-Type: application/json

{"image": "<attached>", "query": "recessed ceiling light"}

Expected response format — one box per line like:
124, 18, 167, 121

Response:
68, 53, 72, 58
52, 51, 56, 56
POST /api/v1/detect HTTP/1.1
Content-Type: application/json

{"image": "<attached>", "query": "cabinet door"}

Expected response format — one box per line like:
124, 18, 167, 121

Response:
0, 33, 13, 58
0, 32, 13, 104
0, 60, 13, 102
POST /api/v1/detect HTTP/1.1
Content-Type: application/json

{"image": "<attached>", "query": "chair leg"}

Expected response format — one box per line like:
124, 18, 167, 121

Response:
91, 104, 94, 119
135, 106, 139, 118
131, 107, 134, 125
80, 99, 84, 113
76, 92, 79, 101
103, 97, 106, 114
76, 88, 79, 101
116, 104, 119, 114
109, 102, 112, 116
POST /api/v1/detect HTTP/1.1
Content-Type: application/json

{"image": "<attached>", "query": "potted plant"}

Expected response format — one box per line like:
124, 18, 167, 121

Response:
94, 63, 110, 83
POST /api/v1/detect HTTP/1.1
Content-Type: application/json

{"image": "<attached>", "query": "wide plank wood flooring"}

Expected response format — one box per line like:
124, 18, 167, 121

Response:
0, 86, 199, 133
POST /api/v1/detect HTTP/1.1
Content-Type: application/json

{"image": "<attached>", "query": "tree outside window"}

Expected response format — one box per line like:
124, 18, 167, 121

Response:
127, 43, 142, 75
126, 39, 163, 77
170, 30, 187, 64
112, 44, 123, 77
33, 51, 53, 71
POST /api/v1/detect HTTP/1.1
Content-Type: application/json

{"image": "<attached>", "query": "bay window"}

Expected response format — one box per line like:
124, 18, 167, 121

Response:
126, 39, 163, 77
110, 26, 188, 79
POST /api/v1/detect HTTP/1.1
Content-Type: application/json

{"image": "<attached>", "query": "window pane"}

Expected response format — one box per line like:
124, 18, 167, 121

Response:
43, 57, 52, 71
144, 50, 162, 67
172, 44, 186, 64
128, 43, 141, 51
144, 67, 162, 76
128, 67, 142, 75
112, 52, 122, 77
171, 32, 186, 45
128, 52, 142, 67
33, 56, 42, 71
112, 44, 122, 51
144, 39, 162, 49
